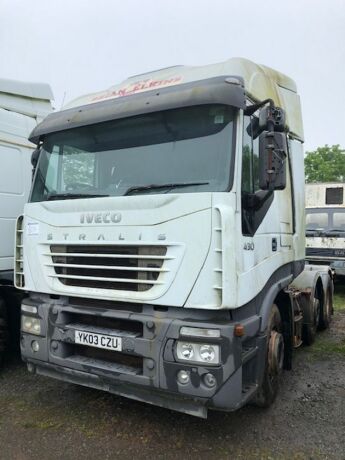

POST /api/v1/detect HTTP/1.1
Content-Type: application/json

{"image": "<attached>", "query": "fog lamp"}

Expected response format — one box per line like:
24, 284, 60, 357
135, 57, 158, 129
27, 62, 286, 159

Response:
203, 373, 217, 388
177, 370, 190, 385
31, 340, 40, 352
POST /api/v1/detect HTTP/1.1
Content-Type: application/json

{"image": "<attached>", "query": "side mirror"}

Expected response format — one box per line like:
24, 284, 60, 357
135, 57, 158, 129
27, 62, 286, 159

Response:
259, 106, 286, 132
259, 131, 287, 190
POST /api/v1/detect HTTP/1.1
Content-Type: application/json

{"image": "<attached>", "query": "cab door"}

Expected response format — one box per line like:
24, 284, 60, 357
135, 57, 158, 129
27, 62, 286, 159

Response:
237, 113, 294, 306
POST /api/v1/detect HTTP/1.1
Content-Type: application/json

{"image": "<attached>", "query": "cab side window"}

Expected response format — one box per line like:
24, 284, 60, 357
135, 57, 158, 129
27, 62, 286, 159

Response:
242, 115, 259, 195
241, 114, 273, 235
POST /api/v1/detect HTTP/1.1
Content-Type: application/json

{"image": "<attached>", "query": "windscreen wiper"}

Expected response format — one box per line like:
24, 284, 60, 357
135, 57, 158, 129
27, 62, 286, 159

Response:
46, 193, 109, 201
124, 181, 210, 196
306, 229, 321, 236
323, 228, 345, 235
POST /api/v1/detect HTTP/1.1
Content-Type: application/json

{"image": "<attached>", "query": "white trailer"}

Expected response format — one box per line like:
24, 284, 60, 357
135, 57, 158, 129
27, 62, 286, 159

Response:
17, 58, 333, 417
0, 79, 53, 364
306, 183, 345, 276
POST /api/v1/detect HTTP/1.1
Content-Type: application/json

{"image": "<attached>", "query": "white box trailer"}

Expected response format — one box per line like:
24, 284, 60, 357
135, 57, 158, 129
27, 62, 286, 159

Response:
306, 183, 345, 276
18, 58, 333, 417
0, 79, 53, 364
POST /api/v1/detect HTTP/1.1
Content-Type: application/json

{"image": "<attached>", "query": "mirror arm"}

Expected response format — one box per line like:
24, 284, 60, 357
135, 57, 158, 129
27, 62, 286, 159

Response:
244, 98, 275, 117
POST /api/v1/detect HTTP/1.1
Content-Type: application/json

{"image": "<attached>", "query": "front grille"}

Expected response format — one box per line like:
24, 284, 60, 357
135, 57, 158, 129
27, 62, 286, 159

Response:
71, 345, 143, 374
67, 312, 143, 336
48, 244, 169, 291
306, 247, 345, 258
61, 309, 144, 375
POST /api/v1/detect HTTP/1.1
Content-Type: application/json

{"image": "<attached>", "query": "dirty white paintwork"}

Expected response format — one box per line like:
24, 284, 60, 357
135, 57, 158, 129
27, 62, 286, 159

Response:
305, 183, 345, 263
65, 57, 304, 142
18, 58, 306, 309
0, 80, 53, 273
305, 183, 345, 208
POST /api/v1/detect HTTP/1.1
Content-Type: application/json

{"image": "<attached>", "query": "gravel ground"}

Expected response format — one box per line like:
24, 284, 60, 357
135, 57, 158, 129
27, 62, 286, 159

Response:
0, 284, 345, 460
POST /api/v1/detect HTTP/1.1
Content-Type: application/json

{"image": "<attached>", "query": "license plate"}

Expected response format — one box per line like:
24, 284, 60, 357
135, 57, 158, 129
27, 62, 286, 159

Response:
75, 330, 122, 351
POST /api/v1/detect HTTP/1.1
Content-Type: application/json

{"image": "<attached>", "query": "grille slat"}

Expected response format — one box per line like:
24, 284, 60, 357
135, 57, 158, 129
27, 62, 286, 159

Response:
45, 252, 174, 260
49, 244, 168, 291
45, 262, 169, 272
48, 273, 163, 285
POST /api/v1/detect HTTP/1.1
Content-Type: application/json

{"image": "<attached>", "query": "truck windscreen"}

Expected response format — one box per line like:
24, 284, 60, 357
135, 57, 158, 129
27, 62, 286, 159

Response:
30, 104, 235, 202
306, 208, 345, 234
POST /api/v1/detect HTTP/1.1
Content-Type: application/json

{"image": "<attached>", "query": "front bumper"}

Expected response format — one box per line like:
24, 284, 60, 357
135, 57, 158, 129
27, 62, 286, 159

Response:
21, 295, 263, 417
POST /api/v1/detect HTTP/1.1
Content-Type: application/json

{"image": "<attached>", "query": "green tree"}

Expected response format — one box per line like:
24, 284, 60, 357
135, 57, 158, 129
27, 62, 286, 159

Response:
305, 144, 345, 183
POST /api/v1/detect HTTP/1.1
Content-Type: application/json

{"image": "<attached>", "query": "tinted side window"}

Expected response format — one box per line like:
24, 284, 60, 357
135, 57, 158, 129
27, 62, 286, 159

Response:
242, 115, 259, 194
241, 114, 273, 235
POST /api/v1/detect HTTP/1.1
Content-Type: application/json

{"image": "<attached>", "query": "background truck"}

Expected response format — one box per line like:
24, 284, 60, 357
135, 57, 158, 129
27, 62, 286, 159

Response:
17, 58, 333, 418
0, 78, 53, 365
306, 183, 345, 277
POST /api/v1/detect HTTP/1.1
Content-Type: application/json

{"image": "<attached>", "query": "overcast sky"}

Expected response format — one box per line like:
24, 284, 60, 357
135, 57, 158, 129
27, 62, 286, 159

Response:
1, 0, 344, 152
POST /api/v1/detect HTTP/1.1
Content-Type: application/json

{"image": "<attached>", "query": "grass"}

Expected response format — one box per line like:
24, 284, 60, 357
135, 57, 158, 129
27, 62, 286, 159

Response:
333, 280, 345, 311
306, 280, 345, 358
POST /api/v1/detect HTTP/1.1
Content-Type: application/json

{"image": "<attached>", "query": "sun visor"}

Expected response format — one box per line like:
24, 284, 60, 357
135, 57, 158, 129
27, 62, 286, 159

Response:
29, 76, 246, 144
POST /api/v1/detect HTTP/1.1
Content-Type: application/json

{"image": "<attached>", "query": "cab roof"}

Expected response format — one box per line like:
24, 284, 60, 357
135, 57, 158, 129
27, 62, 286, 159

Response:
30, 57, 304, 143
0, 78, 53, 120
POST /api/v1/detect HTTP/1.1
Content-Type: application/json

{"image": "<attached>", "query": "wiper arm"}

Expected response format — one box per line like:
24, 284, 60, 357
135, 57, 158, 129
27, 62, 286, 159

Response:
124, 181, 210, 196
306, 229, 319, 236
323, 228, 345, 235
46, 193, 109, 201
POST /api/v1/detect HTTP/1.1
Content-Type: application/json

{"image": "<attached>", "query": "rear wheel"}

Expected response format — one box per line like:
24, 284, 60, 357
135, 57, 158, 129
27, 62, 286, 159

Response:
302, 296, 319, 346
0, 298, 8, 367
255, 304, 284, 408
318, 284, 333, 330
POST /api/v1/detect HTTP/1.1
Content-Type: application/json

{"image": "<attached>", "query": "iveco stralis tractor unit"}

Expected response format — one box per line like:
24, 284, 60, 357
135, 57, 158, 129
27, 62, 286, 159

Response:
17, 58, 333, 417
0, 78, 52, 365
306, 183, 345, 277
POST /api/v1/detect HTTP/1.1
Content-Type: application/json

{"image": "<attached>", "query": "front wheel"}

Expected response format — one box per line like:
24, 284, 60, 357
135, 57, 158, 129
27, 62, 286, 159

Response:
255, 304, 284, 408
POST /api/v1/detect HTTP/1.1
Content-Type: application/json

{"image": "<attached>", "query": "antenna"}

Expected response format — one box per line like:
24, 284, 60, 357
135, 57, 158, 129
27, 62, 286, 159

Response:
60, 91, 67, 109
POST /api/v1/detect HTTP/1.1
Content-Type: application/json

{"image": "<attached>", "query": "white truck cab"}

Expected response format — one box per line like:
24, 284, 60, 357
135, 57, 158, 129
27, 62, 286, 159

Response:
306, 183, 345, 277
0, 78, 53, 364
17, 58, 333, 417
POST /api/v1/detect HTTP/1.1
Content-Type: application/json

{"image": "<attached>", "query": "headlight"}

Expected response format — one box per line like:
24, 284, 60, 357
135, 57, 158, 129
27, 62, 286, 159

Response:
21, 315, 41, 335
176, 341, 220, 365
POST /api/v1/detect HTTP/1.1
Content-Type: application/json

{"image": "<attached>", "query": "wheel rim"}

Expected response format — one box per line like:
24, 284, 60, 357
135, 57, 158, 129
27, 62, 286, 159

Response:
268, 330, 284, 376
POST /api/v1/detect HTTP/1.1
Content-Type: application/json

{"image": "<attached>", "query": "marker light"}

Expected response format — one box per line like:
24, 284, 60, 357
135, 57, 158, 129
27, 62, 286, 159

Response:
180, 327, 220, 338
21, 304, 38, 314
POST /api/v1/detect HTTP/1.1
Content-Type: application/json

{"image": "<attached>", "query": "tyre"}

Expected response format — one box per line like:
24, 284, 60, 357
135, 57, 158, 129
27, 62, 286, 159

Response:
302, 296, 319, 346
255, 304, 284, 408
318, 284, 333, 330
0, 297, 8, 368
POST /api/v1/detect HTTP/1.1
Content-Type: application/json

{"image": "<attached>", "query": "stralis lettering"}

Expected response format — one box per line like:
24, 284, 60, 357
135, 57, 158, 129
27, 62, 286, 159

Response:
80, 212, 122, 224
47, 232, 167, 241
